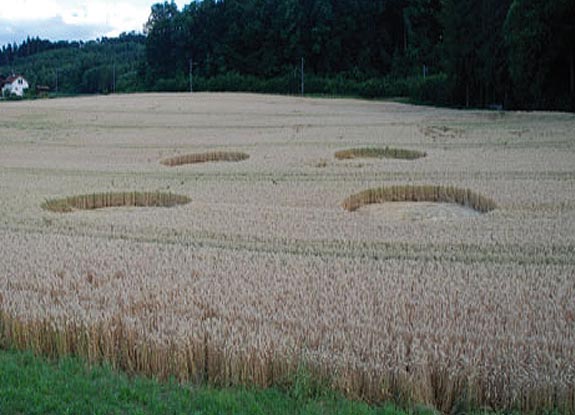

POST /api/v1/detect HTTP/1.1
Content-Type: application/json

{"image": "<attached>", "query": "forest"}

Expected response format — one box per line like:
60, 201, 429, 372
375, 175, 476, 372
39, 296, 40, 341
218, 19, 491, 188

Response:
1, 0, 574, 111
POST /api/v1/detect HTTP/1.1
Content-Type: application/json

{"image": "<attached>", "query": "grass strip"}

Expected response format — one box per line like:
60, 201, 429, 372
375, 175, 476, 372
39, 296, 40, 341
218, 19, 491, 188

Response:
0, 348, 424, 415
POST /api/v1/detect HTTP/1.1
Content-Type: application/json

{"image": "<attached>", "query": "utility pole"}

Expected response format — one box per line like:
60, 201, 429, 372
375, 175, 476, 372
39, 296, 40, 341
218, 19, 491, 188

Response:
112, 63, 116, 93
189, 58, 193, 93
300, 57, 304, 96
570, 49, 574, 95
55, 70, 58, 94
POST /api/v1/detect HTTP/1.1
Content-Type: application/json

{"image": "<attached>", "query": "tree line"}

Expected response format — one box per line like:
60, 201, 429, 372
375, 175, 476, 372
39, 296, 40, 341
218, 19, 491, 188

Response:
143, 0, 574, 111
2, 0, 574, 111
143, 0, 445, 98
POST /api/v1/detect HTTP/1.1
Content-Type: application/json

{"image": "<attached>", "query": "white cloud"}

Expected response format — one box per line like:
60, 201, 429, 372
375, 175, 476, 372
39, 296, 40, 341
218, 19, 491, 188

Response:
0, 0, 187, 46
0, 15, 109, 46
1, 0, 69, 21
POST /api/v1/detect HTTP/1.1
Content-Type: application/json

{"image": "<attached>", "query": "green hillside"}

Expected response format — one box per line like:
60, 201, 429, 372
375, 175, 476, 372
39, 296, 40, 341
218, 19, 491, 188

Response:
0, 33, 145, 95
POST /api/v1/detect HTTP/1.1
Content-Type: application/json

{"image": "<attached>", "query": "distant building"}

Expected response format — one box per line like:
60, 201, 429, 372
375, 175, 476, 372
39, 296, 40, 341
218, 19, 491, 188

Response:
36, 85, 51, 97
2, 75, 29, 97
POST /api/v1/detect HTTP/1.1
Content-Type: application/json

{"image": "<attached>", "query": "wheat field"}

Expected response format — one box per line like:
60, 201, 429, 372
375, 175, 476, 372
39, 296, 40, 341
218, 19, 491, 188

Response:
0, 93, 574, 413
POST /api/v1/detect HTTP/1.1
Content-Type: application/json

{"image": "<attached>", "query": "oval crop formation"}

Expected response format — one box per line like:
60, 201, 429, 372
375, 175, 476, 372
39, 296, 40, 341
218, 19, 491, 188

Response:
342, 185, 497, 213
161, 151, 249, 166
42, 191, 191, 213
335, 146, 426, 160
1, 93, 574, 414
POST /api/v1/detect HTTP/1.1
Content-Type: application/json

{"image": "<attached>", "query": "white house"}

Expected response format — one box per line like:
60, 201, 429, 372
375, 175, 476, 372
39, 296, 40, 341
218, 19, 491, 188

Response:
2, 75, 29, 97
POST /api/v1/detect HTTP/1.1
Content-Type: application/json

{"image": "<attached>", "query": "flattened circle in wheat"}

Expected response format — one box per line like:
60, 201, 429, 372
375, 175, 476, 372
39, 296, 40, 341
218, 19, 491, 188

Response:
342, 185, 497, 213
42, 192, 191, 213
335, 147, 426, 160
160, 151, 249, 166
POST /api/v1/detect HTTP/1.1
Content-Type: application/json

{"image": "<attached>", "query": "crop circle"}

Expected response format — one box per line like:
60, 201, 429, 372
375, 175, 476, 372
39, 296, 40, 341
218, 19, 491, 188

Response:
342, 185, 497, 213
42, 191, 191, 213
161, 151, 249, 166
335, 147, 426, 160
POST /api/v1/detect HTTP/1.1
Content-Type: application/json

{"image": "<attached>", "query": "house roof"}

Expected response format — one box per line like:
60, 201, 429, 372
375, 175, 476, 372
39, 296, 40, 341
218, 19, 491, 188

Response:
5, 75, 22, 83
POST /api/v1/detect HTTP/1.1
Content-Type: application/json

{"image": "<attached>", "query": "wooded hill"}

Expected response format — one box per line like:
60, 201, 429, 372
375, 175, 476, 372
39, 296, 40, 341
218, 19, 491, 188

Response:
0, 33, 145, 95
1, 0, 574, 111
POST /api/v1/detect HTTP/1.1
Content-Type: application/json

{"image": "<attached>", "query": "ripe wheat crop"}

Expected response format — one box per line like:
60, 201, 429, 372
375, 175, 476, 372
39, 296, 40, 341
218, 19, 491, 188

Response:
1, 93, 574, 414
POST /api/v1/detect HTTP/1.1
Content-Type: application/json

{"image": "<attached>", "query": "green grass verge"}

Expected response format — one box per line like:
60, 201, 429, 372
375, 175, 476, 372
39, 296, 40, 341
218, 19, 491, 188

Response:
0, 349, 428, 415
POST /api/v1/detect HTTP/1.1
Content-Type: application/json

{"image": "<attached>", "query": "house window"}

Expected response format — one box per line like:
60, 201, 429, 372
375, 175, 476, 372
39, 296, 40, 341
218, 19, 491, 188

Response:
18, 79, 23, 85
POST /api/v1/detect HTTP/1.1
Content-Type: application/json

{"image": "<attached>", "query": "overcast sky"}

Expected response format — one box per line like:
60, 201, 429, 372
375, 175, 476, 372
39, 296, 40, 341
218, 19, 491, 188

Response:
0, 0, 186, 47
